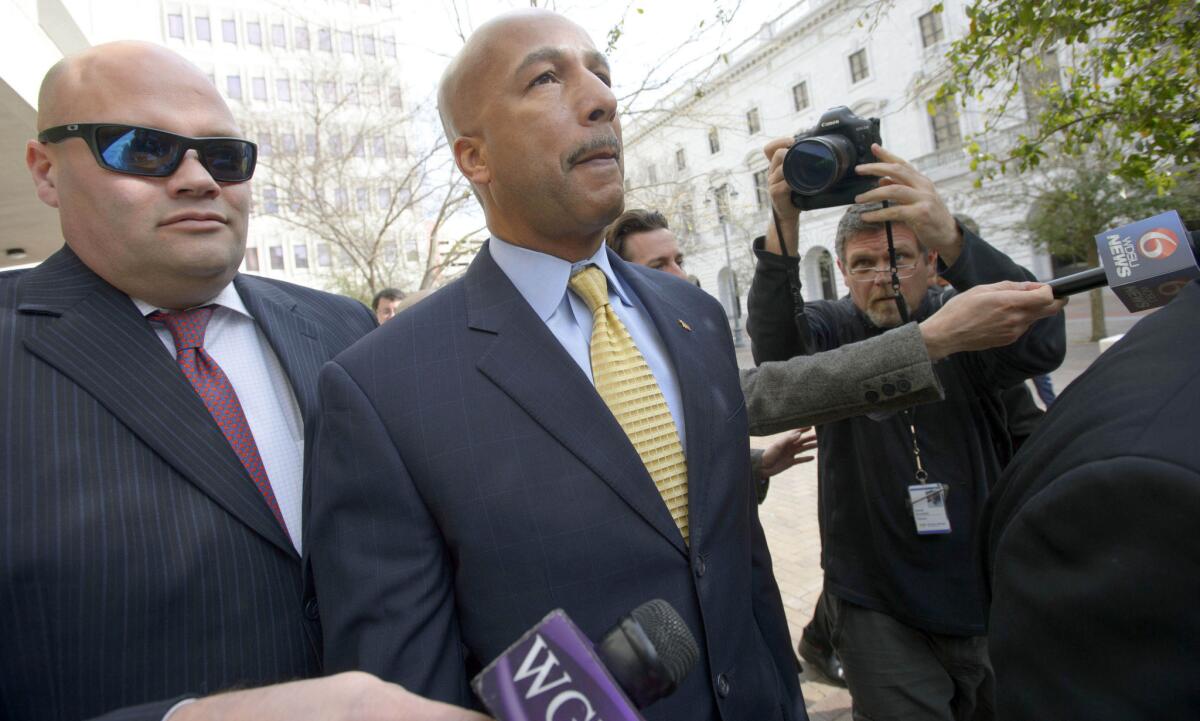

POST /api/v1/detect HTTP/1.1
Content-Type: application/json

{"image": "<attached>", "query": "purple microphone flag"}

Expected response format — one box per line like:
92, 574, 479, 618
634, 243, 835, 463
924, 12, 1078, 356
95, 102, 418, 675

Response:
472, 609, 646, 721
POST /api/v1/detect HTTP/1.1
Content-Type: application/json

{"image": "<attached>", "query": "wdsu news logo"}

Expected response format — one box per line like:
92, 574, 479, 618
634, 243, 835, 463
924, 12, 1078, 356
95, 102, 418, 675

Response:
1096, 210, 1198, 311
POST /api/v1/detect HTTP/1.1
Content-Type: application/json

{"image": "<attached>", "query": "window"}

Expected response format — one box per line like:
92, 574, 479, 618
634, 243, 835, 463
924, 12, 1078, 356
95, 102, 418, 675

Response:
647, 165, 658, 185
276, 78, 291, 102
222, 19, 237, 44
929, 98, 962, 150
346, 82, 359, 105
335, 187, 349, 210
305, 133, 317, 157
318, 27, 332, 51
383, 36, 397, 58
317, 243, 332, 268
226, 75, 242, 100
282, 132, 297, 153
1021, 50, 1062, 118
714, 184, 731, 221
679, 201, 696, 237
269, 245, 284, 270
377, 187, 391, 208
271, 23, 286, 48
362, 34, 376, 56
251, 76, 267, 101
675, 148, 686, 171
792, 80, 810, 112
168, 14, 184, 39
330, 133, 343, 155
247, 21, 262, 47
244, 246, 260, 271
294, 25, 310, 49
258, 133, 272, 157
195, 16, 211, 41
708, 127, 720, 154
322, 81, 337, 102
753, 169, 769, 210
352, 136, 365, 158
263, 187, 279, 214
356, 187, 369, 211
389, 86, 403, 108
338, 31, 354, 54
849, 49, 870, 83
919, 10, 945, 48
300, 80, 314, 102
293, 244, 309, 269
385, 242, 398, 264
746, 107, 762, 135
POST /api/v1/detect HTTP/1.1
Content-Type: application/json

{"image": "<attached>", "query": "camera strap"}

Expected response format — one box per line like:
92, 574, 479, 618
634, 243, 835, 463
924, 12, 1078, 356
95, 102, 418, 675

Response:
771, 208, 789, 258
882, 200, 910, 324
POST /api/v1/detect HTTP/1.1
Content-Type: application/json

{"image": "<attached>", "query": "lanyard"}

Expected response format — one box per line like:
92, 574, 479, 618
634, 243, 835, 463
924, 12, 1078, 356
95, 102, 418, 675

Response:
903, 408, 950, 509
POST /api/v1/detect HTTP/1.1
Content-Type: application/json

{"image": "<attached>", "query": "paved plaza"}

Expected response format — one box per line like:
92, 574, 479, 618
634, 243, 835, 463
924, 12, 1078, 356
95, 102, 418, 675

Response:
745, 291, 1147, 719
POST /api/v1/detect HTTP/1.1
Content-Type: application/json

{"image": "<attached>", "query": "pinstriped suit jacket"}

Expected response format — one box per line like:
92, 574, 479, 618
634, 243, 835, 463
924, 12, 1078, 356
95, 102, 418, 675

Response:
0, 246, 376, 721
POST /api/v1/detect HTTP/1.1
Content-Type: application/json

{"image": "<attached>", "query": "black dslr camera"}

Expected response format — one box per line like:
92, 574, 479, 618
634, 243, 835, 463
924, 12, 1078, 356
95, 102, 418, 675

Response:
783, 106, 882, 211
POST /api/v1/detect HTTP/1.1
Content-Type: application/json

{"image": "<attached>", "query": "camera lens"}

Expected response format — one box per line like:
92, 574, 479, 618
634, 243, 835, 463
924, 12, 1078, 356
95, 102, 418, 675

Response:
783, 135, 854, 195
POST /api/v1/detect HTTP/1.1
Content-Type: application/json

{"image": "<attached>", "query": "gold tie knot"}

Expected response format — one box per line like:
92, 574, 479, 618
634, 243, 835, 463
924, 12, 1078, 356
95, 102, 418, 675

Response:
569, 265, 609, 314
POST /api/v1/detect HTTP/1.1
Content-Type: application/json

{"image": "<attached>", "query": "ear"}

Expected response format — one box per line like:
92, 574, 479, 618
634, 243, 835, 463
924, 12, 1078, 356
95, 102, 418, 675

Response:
836, 256, 847, 280
453, 135, 490, 188
26, 140, 60, 209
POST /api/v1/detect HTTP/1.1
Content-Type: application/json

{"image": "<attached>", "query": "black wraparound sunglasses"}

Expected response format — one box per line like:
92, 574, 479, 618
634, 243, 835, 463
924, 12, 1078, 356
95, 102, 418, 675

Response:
38, 123, 257, 182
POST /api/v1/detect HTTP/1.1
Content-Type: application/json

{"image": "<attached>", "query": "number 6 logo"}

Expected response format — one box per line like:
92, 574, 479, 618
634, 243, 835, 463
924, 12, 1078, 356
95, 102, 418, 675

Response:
1138, 228, 1179, 259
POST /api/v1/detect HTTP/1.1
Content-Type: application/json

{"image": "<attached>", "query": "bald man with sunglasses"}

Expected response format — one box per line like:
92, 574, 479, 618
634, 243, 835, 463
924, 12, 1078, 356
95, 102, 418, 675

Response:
0, 42, 488, 721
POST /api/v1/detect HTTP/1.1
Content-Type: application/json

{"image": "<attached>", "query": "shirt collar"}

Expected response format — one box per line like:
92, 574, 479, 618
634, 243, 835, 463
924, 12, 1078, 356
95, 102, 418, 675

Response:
488, 235, 634, 322
132, 281, 253, 320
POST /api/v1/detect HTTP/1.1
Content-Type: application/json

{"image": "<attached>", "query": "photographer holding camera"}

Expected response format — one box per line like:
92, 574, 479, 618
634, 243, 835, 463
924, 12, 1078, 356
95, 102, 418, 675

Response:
748, 110, 1066, 721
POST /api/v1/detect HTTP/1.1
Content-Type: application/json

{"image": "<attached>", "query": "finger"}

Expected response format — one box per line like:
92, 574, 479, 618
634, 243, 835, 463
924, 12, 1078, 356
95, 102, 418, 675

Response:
855, 184, 925, 207
870, 143, 910, 166
794, 455, 815, 464
855, 161, 931, 191
764, 136, 792, 159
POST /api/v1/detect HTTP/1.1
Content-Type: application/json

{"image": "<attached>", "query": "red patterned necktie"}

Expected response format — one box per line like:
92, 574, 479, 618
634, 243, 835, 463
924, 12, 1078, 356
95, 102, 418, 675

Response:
148, 306, 290, 539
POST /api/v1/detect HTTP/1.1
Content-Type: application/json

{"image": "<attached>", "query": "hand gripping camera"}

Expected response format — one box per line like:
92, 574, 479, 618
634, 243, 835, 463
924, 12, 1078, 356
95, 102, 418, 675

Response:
783, 106, 882, 211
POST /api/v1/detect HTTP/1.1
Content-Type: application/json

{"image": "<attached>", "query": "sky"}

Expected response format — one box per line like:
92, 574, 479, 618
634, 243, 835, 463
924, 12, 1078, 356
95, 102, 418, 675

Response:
389, 0, 803, 115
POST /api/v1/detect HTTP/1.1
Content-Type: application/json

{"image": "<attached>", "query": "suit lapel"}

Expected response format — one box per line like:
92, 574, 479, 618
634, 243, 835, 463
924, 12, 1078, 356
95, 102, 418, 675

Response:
466, 245, 688, 556
234, 274, 327, 425
611, 254, 715, 552
18, 249, 297, 558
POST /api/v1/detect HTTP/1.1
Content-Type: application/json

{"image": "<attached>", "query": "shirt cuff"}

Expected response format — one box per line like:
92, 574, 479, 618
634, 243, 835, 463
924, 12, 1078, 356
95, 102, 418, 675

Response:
752, 236, 802, 268
162, 698, 198, 721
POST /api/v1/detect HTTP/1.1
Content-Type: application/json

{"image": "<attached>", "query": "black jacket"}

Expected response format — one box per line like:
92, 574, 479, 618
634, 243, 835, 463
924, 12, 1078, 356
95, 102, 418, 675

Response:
0, 246, 377, 721
983, 281, 1200, 720
748, 230, 1065, 635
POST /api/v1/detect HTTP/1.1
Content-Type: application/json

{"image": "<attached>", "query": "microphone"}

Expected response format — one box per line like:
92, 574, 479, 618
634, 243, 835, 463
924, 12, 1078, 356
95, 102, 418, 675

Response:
1047, 211, 1199, 311
472, 600, 700, 721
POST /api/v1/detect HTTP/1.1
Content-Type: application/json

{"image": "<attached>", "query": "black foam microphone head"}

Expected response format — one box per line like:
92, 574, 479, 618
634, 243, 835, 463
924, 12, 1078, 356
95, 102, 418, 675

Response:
595, 599, 700, 709
629, 599, 699, 686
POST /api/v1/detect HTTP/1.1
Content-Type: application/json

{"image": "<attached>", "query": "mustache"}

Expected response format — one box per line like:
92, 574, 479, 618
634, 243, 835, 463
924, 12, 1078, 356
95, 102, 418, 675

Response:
566, 135, 621, 167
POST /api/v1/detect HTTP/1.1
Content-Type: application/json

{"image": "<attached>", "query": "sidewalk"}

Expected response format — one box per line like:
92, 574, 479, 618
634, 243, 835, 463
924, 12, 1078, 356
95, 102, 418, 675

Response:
743, 292, 1149, 719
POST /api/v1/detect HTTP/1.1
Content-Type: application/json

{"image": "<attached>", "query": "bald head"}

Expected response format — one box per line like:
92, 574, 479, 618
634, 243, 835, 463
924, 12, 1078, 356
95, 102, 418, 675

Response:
27, 41, 251, 311
37, 41, 236, 133
437, 9, 595, 143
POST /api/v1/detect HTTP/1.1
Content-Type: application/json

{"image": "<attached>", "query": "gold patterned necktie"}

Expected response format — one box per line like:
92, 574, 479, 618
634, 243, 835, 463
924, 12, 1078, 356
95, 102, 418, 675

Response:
569, 266, 689, 543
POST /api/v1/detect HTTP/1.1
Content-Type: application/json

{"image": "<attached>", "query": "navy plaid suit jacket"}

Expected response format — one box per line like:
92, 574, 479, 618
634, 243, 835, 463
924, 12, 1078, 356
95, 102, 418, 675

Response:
0, 246, 376, 721
308, 244, 807, 721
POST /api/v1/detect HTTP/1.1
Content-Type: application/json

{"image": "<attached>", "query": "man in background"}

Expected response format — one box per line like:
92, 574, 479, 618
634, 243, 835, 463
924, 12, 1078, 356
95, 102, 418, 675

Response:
749, 139, 1065, 720
0, 41, 485, 721
372, 286, 406, 324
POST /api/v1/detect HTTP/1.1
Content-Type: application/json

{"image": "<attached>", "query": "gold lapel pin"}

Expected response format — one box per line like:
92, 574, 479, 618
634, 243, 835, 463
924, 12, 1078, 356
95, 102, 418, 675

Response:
677, 319, 692, 332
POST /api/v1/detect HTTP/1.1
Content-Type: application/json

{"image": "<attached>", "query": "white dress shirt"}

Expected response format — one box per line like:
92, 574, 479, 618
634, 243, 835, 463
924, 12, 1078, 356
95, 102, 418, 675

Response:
135, 284, 306, 552
487, 236, 687, 449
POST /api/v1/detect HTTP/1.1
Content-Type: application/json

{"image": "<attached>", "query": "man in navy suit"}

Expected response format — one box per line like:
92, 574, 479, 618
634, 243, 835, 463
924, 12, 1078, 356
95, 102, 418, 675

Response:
0, 42, 486, 721
308, 10, 807, 720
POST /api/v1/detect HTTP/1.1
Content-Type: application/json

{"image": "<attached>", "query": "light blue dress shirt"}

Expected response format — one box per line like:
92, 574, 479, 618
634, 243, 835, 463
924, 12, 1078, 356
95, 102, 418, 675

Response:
488, 235, 687, 450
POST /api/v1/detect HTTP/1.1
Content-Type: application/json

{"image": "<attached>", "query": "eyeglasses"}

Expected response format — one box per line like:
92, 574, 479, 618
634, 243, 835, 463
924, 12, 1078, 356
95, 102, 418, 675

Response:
38, 123, 257, 183
846, 263, 918, 283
